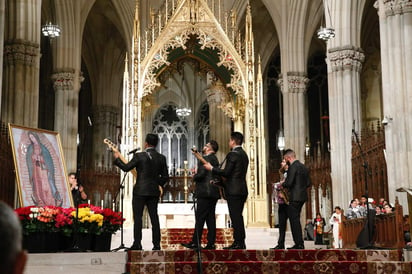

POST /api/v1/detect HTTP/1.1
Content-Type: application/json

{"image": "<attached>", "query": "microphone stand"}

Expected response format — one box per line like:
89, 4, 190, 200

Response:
111, 170, 129, 252
352, 129, 375, 249
192, 193, 203, 274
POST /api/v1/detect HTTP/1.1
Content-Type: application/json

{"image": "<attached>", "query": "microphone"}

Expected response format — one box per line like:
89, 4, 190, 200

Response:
191, 146, 198, 153
352, 120, 355, 133
128, 147, 141, 155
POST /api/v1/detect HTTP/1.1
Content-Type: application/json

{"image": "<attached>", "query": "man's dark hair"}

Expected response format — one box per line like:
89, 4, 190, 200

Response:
68, 172, 77, 178
209, 140, 219, 153
283, 149, 295, 157
231, 131, 244, 145
146, 133, 159, 147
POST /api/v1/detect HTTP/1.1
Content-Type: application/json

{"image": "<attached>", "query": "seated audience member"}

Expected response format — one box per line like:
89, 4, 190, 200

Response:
375, 205, 383, 215
0, 201, 27, 274
383, 204, 393, 213
346, 199, 362, 219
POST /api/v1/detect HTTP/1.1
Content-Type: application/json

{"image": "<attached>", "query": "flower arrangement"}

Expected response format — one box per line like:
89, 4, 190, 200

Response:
15, 205, 124, 236
15, 206, 66, 235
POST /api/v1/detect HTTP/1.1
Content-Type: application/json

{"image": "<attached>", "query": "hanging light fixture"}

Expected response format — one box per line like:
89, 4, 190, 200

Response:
41, 0, 61, 38
277, 129, 285, 152
41, 22, 61, 38
176, 64, 192, 117
317, 0, 335, 41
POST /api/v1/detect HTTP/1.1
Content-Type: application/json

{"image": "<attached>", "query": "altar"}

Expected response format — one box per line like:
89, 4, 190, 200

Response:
158, 200, 229, 228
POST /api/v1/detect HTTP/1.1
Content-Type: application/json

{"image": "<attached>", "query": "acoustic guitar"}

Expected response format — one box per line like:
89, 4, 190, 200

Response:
191, 147, 226, 199
104, 138, 163, 196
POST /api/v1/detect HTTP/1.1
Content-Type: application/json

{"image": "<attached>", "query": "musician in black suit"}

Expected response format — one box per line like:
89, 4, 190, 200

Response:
113, 133, 169, 251
204, 132, 249, 249
181, 140, 220, 250
282, 149, 311, 249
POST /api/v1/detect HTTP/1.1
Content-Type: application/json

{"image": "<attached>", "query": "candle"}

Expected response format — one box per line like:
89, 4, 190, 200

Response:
101, 199, 104, 209
88, 199, 90, 206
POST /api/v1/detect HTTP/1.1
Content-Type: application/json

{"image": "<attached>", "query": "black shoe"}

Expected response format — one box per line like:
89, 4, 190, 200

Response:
181, 242, 198, 249
270, 245, 285, 250
223, 243, 246, 250
129, 244, 143, 250
152, 245, 161, 250
203, 244, 216, 250
287, 244, 305, 250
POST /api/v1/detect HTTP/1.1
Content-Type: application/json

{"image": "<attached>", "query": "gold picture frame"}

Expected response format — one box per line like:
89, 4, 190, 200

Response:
8, 124, 73, 207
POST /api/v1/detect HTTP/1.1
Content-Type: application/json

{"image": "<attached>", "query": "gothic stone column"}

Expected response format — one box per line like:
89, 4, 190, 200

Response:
277, 73, 310, 161
376, 0, 412, 211
92, 105, 119, 169
205, 84, 231, 162
2, 0, 41, 127
52, 71, 83, 173
327, 46, 364, 209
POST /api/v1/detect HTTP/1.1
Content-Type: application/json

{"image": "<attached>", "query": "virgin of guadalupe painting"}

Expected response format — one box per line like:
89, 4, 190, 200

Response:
9, 124, 73, 207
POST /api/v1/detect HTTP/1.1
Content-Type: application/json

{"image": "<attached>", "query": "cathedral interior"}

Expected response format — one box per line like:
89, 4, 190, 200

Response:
1, 0, 411, 228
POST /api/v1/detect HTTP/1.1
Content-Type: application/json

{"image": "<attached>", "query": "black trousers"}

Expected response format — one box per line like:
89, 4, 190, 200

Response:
227, 195, 247, 244
277, 203, 288, 246
287, 201, 305, 246
132, 195, 160, 247
192, 197, 218, 245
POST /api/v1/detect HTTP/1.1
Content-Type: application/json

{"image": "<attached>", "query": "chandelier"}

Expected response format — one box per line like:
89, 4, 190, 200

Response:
176, 64, 192, 117
176, 107, 192, 117
317, 0, 335, 41
41, 22, 61, 38
317, 27, 335, 41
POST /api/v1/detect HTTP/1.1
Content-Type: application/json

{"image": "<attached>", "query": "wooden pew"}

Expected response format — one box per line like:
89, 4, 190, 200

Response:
342, 197, 404, 249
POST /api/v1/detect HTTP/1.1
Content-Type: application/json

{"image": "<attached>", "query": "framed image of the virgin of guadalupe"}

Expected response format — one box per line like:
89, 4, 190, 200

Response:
8, 124, 73, 207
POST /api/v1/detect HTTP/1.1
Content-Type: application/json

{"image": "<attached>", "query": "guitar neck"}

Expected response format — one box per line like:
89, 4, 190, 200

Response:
193, 152, 208, 166
117, 153, 137, 178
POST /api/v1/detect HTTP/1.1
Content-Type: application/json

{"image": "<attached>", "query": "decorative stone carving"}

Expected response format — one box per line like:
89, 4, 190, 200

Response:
51, 70, 84, 92
328, 46, 365, 72
4, 40, 39, 66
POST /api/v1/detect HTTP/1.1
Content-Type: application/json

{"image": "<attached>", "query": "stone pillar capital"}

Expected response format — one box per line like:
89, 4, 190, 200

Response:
328, 46, 365, 72
4, 39, 40, 67
277, 73, 309, 94
377, 0, 412, 17
204, 81, 227, 105
51, 70, 84, 92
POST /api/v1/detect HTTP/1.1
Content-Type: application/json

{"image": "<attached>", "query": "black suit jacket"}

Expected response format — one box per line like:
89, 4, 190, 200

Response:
283, 160, 311, 202
193, 153, 220, 199
212, 147, 249, 197
114, 147, 169, 196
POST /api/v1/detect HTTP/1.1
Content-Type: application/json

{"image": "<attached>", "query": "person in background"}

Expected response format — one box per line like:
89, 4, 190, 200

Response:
329, 206, 343, 248
271, 159, 289, 250
282, 149, 311, 249
313, 213, 326, 245
0, 201, 27, 274
68, 172, 87, 205
181, 140, 220, 250
113, 133, 169, 251
204, 132, 249, 250
346, 199, 361, 219
383, 203, 393, 213
375, 205, 383, 215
